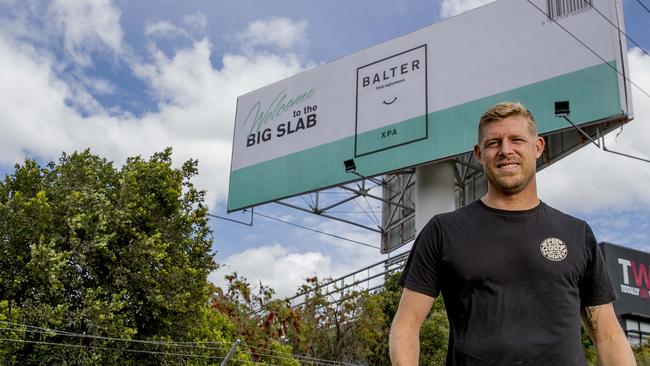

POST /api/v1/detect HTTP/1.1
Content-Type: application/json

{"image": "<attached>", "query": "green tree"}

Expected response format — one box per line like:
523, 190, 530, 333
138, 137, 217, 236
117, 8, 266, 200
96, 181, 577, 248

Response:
0, 149, 245, 365
634, 342, 650, 366
211, 273, 299, 365
581, 326, 598, 365
284, 276, 389, 364
419, 299, 450, 365
363, 271, 449, 366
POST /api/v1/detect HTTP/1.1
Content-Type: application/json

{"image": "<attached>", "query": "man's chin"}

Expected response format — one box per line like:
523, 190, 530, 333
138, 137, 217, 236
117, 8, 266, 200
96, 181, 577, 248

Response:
489, 178, 527, 195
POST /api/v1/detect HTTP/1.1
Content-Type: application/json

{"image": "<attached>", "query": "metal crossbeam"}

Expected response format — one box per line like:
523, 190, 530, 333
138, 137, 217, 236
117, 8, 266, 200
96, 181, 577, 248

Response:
276, 200, 381, 233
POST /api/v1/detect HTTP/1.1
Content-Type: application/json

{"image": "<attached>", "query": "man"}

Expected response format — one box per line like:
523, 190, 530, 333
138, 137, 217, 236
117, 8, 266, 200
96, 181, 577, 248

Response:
389, 102, 635, 365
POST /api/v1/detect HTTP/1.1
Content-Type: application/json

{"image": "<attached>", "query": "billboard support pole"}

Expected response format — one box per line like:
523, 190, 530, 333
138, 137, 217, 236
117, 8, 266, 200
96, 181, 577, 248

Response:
415, 161, 456, 233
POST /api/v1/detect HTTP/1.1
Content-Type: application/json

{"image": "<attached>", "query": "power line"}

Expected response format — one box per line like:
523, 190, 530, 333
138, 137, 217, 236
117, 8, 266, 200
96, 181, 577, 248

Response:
587, 1, 650, 58
253, 210, 380, 249
0, 337, 277, 366
0, 321, 347, 366
325, 210, 383, 214
170, 338, 351, 366
0, 337, 228, 362
240, 341, 353, 366
208, 211, 253, 226
523, 0, 650, 99
635, 0, 650, 16
0, 322, 235, 352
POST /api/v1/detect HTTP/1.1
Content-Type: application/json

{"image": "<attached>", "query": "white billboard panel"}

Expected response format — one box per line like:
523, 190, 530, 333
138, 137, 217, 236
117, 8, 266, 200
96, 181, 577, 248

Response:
228, 0, 630, 211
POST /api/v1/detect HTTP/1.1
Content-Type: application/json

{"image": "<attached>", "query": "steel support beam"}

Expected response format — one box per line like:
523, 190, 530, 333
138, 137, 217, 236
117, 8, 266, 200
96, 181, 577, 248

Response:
276, 200, 381, 233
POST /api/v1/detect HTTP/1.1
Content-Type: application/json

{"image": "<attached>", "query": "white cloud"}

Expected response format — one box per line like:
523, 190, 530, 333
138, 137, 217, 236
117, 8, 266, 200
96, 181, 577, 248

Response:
538, 48, 650, 212
0, 13, 310, 209
440, 0, 496, 18
182, 12, 208, 34
81, 75, 116, 95
243, 234, 260, 242
0, 34, 76, 164
207, 202, 390, 299
49, 0, 124, 66
235, 17, 308, 51
210, 244, 334, 298
209, 238, 391, 299
144, 21, 189, 39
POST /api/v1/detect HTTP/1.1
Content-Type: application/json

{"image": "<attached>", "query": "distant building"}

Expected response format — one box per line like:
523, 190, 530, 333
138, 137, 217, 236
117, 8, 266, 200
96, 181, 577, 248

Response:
600, 242, 650, 346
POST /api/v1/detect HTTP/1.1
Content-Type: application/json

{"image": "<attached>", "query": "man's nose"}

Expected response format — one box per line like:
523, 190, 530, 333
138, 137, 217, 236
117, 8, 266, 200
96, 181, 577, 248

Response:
498, 140, 515, 156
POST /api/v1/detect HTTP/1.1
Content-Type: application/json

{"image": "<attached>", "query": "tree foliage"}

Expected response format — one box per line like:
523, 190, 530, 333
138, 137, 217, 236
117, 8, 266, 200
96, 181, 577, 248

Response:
210, 270, 449, 365
286, 276, 386, 363
634, 343, 650, 366
0, 149, 246, 365
361, 271, 448, 366
211, 273, 299, 365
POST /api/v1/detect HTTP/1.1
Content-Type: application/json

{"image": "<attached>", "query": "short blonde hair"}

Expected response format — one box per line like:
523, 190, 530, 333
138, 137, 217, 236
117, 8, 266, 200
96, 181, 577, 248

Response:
478, 102, 537, 143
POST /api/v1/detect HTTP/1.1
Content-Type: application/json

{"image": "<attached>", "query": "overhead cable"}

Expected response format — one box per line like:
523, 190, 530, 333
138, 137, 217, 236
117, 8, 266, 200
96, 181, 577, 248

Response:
0, 321, 240, 354
325, 210, 383, 214
0, 323, 229, 352
588, 1, 650, 58
172, 338, 350, 366
0, 337, 228, 361
253, 211, 380, 249
207, 210, 253, 227
523, 0, 650, 99
635, 0, 650, 15
239, 341, 353, 366
0, 321, 346, 366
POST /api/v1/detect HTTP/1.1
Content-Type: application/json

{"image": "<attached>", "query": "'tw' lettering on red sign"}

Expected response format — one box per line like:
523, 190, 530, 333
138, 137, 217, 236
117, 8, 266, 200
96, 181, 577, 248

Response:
631, 261, 650, 289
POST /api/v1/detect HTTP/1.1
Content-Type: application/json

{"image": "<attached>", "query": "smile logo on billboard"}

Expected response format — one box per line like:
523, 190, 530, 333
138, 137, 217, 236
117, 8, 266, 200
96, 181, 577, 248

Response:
355, 45, 428, 157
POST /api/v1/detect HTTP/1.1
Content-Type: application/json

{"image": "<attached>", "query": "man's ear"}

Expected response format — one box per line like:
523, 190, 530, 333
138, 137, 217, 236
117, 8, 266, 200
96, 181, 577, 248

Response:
534, 136, 545, 159
473, 144, 482, 162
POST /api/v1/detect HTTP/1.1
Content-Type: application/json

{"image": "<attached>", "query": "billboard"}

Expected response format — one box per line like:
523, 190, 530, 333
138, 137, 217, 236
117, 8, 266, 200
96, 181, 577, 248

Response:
228, 0, 630, 212
601, 243, 650, 317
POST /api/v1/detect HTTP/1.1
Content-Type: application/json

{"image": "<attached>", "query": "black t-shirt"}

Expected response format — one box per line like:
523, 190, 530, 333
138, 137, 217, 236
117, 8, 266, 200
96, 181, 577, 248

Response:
399, 200, 616, 366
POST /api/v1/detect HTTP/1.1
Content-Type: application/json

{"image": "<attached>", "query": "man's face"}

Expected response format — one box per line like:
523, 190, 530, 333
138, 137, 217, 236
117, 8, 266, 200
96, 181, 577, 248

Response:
474, 115, 545, 195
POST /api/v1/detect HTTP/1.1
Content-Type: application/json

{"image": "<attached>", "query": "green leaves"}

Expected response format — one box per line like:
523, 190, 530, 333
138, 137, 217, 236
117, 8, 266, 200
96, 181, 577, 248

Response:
0, 149, 234, 364
212, 273, 300, 365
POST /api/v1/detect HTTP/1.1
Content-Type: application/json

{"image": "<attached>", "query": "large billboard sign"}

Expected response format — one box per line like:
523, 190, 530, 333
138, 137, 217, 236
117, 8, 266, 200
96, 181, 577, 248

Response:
228, 0, 630, 211
601, 243, 650, 317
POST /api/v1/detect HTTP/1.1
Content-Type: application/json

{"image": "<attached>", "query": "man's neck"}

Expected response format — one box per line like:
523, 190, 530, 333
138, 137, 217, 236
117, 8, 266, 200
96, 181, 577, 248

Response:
481, 184, 540, 211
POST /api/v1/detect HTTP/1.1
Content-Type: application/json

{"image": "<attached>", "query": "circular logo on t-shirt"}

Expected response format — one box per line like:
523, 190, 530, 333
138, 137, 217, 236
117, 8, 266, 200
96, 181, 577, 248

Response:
540, 237, 568, 261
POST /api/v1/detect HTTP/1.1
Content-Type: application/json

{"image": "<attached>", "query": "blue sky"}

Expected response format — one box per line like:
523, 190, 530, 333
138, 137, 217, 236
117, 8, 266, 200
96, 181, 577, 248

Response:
1, 0, 649, 297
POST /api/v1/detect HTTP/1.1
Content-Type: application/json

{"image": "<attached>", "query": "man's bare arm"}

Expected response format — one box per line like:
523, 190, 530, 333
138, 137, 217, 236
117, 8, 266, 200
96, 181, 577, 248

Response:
581, 303, 636, 366
389, 288, 435, 366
